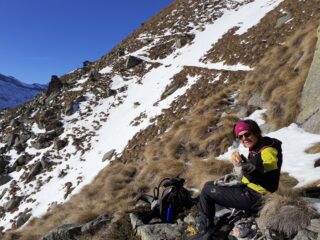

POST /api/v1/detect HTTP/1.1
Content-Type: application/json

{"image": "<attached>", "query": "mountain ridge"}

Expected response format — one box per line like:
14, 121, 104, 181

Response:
0, 74, 46, 109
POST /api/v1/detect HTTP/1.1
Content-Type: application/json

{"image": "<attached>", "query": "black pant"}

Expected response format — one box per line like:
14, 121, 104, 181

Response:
198, 181, 262, 232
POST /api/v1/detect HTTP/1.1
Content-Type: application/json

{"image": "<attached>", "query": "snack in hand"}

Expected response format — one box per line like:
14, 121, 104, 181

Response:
231, 151, 242, 166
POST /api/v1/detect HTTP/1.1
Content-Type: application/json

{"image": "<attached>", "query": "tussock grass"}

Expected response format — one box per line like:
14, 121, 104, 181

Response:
184, 157, 233, 190
276, 172, 299, 195
257, 194, 319, 237
239, 20, 318, 129
305, 142, 320, 154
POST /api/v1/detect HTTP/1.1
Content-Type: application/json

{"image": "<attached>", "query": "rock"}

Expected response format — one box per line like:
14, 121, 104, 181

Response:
45, 92, 59, 105
10, 118, 21, 127
32, 129, 63, 149
42, 215, 112, 240
247, 93, 264, 108
16, 154, 33, 166
45, 120, 63, 132
81, 214, 112, 234
126, 56, 143, 69
25, 161, 43, 182
53, 139, 68, 150
88, 71, 101, 81
175, 33, 195, 48
162, 85, 180, 99
46, 75, 63, 96
118, 85, 128, 93
102, 149, 116, 162
4, 196, 23, 211
64, 102, 78, 116
16, 212, 32, 228
0, 188, 7, 200
314, 159, 320, 168
0, 175, 12, 186
42, 224, 82, 240
0, 158, 9, 175
14, 133, 31, 146
275, 11, 292, 29
5, 133, 18, 148
130, 213, 186, 240
138, 222, 180, 240
293, 229, 318, 240
76, 96, 86, 103
106, 88, 117, 97
306, 219, 320, 233
297, 27, 320, 133
83, 60, 92, 68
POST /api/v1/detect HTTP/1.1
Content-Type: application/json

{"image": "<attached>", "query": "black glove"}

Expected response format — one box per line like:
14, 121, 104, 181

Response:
241, 162, 256, 174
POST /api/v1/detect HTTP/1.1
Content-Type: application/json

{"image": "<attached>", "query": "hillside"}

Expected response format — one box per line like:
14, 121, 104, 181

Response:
1, 0, 320, 239
0, 74, 46, 109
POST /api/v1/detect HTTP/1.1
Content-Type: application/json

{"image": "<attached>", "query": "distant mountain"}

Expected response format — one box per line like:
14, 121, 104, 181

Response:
0, 73, 46, 109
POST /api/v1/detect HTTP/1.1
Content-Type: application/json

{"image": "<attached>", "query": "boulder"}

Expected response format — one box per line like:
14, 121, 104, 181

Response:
306, 219, 320, 234
53, 139, 68, 150
0, 175, 12, 186
5, 133, 18, 148
42, 214, 112, 240
118, 85, 128, 93
126, 56, 143, 69
175, 33, 195, 48
64, 102, 78, 116
25, 162, 43, 182
32, 129, 64, 149
83, 60, 92, 68
3, 196, 23, 211
102, 149, 116, 162
46, 75, 63, 97
0, 189, 7, 200
16, 212, 32, 228
14, 133, 31, 146
293, 229, 318, 240
106, 88, 117, 97
247, 93, 264, 108
88, 71, 101, 81
42, 224, 82, 240
297, 26, 320, 133
275, 11, 292, 29
130, 213, 181, 240
80, 214, 112, 234
0, 158, 9, 175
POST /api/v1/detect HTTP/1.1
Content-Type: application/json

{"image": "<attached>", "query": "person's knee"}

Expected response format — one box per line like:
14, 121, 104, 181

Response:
202, 181, 216, 195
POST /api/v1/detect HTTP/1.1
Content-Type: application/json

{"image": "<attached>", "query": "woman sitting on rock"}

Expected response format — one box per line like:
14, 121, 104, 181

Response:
190, 119, 283, 240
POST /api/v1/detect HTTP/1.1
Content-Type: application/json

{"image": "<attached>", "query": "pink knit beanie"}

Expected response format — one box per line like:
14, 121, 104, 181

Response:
234, 121, 250, 137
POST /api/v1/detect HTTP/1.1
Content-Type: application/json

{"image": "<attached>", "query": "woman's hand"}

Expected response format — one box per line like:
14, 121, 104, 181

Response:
231, 151, 242, 166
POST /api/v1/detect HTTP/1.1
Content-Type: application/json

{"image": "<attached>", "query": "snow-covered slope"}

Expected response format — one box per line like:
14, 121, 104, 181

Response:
0, 0, 320, 237
0, 74, 46, 109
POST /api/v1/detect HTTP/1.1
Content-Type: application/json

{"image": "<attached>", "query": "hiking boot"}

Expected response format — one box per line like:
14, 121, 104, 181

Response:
188, 228, 216, 240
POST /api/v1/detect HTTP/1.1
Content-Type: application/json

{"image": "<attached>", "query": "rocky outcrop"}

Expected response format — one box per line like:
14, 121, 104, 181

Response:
297, 26, 320, 133
175, 33, 195, 48
46, 75, 63, 97
126, 56, 143, 69
42, 214, 112, 240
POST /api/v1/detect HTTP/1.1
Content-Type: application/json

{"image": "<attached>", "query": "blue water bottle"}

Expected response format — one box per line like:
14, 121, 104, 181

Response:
166, 204, 172, 223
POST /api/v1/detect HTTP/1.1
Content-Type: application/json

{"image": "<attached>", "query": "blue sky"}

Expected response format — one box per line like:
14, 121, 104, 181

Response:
0, 0, 173, 84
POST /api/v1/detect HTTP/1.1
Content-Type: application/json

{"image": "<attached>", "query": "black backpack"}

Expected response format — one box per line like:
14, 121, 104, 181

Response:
137, 177, 194, 223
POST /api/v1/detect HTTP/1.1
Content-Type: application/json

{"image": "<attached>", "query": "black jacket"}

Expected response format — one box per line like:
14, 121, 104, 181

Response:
241, 137, 282, 194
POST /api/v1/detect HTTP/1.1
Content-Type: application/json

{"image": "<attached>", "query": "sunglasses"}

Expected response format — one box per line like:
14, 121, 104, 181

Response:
238, 132, 252, 140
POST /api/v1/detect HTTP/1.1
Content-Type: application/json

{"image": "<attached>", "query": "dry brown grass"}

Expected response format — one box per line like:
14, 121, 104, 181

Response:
257, 194, 319, 237
305, 142, 320, 154
276, 172, 299, 195
184, 157, 233, 190
239, 20, 319, 129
